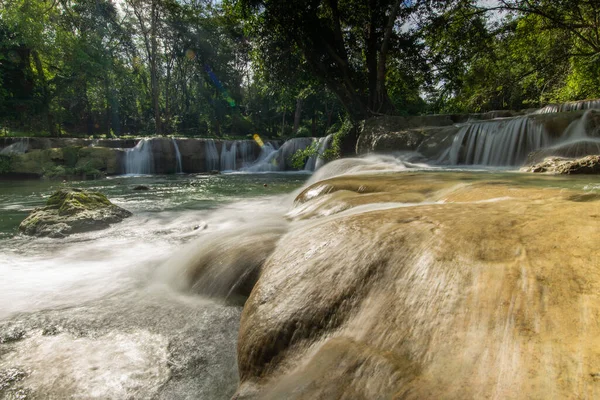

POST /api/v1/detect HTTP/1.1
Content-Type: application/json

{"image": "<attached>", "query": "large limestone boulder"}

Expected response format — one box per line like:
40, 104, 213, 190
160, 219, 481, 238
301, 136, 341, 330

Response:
19, 188, 132, 237
6, 146, 122, 179
234, 172, 600, 399
522, 155, 600, 174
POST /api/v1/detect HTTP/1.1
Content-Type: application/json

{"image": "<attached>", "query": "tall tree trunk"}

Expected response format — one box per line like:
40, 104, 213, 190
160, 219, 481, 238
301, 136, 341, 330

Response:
366, 0, 379, 111
311, 112, 317, 136
165, 61, 171, 133
151, 0, 160, 135
325, 101, 334, 130
375, 0, 402, 113
83, 80, 93, 136
293, 98, 303, 134
104, 76, 111, 134
31, 50, 56, 136
281, 110, 286, 136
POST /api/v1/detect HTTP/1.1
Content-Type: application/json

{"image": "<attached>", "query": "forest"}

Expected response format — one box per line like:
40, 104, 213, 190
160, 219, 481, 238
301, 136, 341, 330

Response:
1, 0, 599, 138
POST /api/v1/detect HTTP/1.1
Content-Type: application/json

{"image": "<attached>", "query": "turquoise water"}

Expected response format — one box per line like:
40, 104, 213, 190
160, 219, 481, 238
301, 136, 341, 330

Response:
0, 173, 307, 240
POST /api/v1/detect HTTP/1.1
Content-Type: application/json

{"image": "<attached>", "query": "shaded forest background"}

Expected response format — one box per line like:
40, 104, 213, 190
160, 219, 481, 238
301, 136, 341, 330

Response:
1, 0, 599, 138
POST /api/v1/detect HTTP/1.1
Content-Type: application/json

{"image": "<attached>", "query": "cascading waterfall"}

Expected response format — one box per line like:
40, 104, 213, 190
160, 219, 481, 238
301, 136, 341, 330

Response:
440, 117, 550, 166
0, 138, 29, 156
238, 141, 255, 168
244, 138, 314, 172
0, 138, 29, 155
534, 99, 600, 114
220, 142, 238, 171
125, 139, 154, 174
172, 138, 183, 174
533, 109, 600, 158
205, 139, 219, 171
304, 134, 334, 171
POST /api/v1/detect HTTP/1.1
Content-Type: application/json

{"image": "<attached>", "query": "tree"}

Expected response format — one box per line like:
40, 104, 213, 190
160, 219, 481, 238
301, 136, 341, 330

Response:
230, 0, 429, 121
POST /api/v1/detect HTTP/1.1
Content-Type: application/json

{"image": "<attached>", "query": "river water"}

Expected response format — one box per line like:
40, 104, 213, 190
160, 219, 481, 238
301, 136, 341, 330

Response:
0, 173, 306, 400
0, 166, 599, 399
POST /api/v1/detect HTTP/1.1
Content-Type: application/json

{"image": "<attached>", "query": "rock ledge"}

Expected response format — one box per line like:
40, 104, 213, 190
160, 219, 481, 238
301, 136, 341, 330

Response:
522, 155, 600, 174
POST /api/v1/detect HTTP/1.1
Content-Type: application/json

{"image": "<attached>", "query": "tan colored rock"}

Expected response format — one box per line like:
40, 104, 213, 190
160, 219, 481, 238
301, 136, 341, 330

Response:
235, 172, 600, 399
522, 155, 600, 174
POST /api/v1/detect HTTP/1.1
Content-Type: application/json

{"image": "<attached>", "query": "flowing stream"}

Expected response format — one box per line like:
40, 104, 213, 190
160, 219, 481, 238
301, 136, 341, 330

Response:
0, 173, 305, 399
0, 159, 599, 399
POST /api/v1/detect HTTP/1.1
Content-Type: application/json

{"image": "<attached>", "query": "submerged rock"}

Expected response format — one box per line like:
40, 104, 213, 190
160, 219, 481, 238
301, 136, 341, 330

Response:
234, 172, 600, 399
19, 189, 132, 237
522, 155, 600, 174
132, 185, 150, 191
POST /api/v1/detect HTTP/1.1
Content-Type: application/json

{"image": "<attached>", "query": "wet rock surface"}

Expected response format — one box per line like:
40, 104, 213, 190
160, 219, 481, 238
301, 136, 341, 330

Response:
522, 155, 600, 174
234, 172, 600, 399
19, 188, 132, 237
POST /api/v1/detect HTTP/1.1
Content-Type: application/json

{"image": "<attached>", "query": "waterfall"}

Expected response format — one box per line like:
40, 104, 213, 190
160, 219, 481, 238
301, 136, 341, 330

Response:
220, 142, 237, 171
304, 134, 334, 171
243, 143, 279, 172
205, 139, 219, 171
441, 117, 550, 166
532, 109, 600, 159
244, 138, 314, 172
125, 139, 154, 174
0, 138, 29, 155
535, 99, 600, 114
238, 141, 255, 168
172, 138, 183, 174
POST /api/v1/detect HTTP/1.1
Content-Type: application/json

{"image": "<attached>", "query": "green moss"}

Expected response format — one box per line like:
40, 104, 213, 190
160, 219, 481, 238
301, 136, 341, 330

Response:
0, 155, 13, 174
62, 146, 80, 168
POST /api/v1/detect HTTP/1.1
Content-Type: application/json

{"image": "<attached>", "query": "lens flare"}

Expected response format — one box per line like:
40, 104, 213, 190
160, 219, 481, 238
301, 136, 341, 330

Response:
204, 64, 236, 107
253, 134, 264, 147
185, 49, 196, 60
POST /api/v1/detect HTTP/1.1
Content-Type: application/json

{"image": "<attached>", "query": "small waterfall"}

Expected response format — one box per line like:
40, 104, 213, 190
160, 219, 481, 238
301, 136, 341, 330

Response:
561, 109, 599, 140
220, 142, 237, 171
0, 138, 29, 155
442, 117, 550, 166
244, 138, 313, 172
125, 139, 154, 174
205, 139, 219, 171
304, 134, 334, 171
535, 99, 600, 114
172, 138, 183, 173
243, 143, 279, 172
238, 141, 255, 168
531, 109, 600, 159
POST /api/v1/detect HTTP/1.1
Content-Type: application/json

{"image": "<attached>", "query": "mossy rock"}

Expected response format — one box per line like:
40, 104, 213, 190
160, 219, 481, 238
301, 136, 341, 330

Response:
19, 188, 132, 238
5, 146, 120, 179
76, 147, 121, 174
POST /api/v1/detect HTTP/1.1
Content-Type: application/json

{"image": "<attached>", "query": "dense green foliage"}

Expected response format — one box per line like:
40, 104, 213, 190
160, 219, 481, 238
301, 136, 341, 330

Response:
0, 0, 599, 138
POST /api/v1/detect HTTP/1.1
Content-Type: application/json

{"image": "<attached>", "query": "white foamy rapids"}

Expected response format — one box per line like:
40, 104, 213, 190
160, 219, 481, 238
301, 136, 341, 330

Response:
0, 331, 170, 398
307, 154, 428, 185
0, 215, 196, 319
157, 196, 291, 303
125, 138, 153, 175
